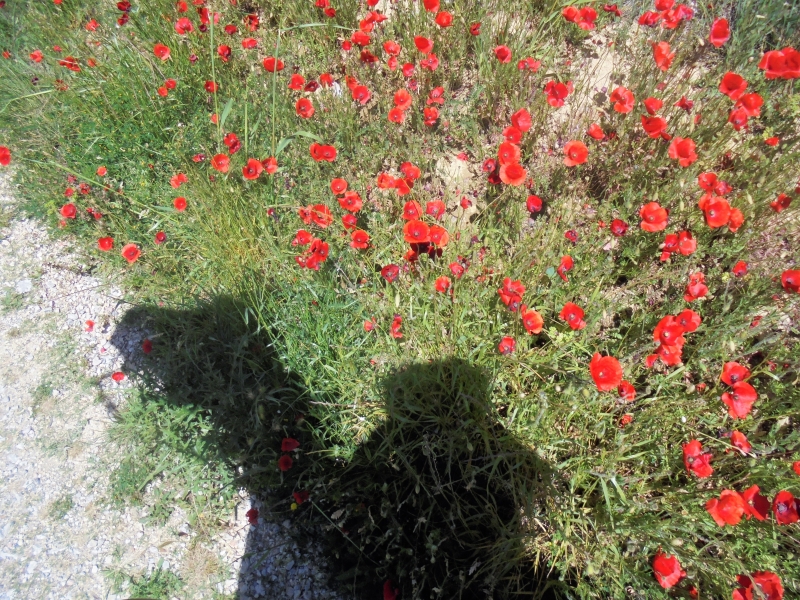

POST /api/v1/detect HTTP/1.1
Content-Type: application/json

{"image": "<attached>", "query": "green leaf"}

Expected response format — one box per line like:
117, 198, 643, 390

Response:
219, 98, 234, 129
275, 137, 292, 155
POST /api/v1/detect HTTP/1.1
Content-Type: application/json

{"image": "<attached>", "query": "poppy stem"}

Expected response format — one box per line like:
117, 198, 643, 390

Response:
209, 18, 220, 150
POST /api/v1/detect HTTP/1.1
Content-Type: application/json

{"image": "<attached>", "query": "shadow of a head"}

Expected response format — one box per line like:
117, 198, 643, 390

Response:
315, 358, 559, 600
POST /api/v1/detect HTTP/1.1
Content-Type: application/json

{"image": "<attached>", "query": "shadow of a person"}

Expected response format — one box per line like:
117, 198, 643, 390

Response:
111, 300, 563, 600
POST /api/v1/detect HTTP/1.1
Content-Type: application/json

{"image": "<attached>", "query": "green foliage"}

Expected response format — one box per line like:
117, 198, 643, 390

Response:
2, 0, 800, 599
107, 563, 184, 598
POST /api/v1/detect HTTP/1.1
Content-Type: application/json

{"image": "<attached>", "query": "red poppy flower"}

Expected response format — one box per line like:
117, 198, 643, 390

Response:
559, 302, 586, 330
216, 44, 232, 62
154, 231, 166, 244
350, 229, 369, 249
287, 74, 305, 91
614, 381, 634, 402
706, 489, 747, 526
338, 191, 362, 213
733, 572, 783, 600
424, 200, 445, 220
684, 271, 708, 302
719, 72, 747, 100
388, 107, 405, 123
589, 353, 622, 392
653, 316, 685, 347
309, 204, 333, 228
263, 56, 285, 72
674, 95, 694, 112
518, 305, 543, 335
281, 437, 300, 452
244, 507, 259, 525
403, 220, 430, 244
781, 269, 800, 293
292, 230, 313, 247
494, 45, 512, 63
173, 197, 187, 211
793, 461, 800, 476
57, 55, 80, 72
721, 381, 758, 419
330, 178, 347, 195
673, 309, 700, 333
413, 36, 433, 54
643, 97, 663, 114
603, 4, 622, 16
641, 115, 668, 139
709, 17, 730, 48
380, 264, 399, 283
351, 30, 370, 47
295, 97, 315, 119
586, 123, 605, 140
731, 260, 748, 277
59, 202, 76, 219
309, 143, 337, 162
499, 163, 526, 186
449, 262, 466, 279
652, 41, 675, 71
703, 196, 731, 228
153, 43, 170, 61
770, 193, 791, 212
510, 108, 531, 133
683, 440, 713, 478
121, 243, 140, 263
434, 276, 451, 293
652, 551, 685, 590
498, 278, 525, 312
238, 159, 263, 181
609, 86, 634, 113
557, 255, 574, 281
721, 361, 751, 385
761, 50, 787, 78
390, 315, 403, 338
772, 491, 799, 524
29, 49, 43, 63
563, 140, 588, 166
498, 336, 516, 355
728, 107, 749, 130
525, 195, 543, 213
435, 11, 453, 27
730, 431, 752, 454
736, 92, 763, 117
210, 154, 230, 173
429, 225, 449, 247
668, 137, 697, 167
111, 371, 125, 382
351, 84, 371, 105
97, 236, 113, 251
204, 80, 218, 94
544, 80, 573, 107
277, 455, 293, 471
639, 201, 668, 232
610, 219, 628, 237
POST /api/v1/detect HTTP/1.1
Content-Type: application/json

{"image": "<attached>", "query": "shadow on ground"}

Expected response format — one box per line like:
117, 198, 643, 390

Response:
111, 297, 563, 600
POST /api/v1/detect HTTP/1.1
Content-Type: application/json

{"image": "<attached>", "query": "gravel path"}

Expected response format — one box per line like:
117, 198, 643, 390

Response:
0, 172, 342, 600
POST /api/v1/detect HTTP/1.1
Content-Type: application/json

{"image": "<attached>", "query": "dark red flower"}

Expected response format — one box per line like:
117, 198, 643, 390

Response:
610, 219, 628, 237
469, 22, 481, 35
770, 193, 792, 212
246, 508, 259, 524
684, 271, 708, 302
173, 196, 187, 211
204, 80, 218, 94
772, 491, 798, 524
526, 195, 543, 213
278, 455, 293, 471
390, 315, 403, 339
263, 56, 285, 72
281, 437, 300, 452
674, 95, 694, 112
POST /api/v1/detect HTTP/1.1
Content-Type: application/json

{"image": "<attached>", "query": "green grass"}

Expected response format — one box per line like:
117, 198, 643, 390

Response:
48, 493, 74, 520
2, 0, 800, 598
106, 563, 184, 598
